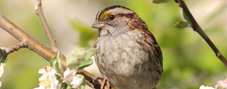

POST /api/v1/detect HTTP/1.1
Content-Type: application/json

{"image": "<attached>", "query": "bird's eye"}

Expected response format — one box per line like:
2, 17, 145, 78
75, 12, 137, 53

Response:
108, 15, 115, 20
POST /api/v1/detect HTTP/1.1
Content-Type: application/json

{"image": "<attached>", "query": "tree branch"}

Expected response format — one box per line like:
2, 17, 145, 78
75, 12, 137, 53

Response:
35, 0, 58, 52
33, 0, 113, 88
0, 12, 56, 62
0, 12, 113, 89
176, 0, 227, 66
5, 42, 27, 54
0, 42, 26, 59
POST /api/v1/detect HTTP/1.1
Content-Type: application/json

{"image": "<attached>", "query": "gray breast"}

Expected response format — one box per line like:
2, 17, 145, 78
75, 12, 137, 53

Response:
95, 30, 159, 89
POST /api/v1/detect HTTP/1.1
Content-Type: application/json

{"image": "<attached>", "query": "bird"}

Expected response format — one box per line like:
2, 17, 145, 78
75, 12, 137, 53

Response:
92, 5, 163, 89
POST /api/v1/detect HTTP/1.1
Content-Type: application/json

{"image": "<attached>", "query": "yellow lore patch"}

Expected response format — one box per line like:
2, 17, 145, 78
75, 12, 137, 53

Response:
99, 11, 111, 20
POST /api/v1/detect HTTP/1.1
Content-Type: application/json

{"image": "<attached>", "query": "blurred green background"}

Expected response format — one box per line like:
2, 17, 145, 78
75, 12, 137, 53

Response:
0, 0, 227, 89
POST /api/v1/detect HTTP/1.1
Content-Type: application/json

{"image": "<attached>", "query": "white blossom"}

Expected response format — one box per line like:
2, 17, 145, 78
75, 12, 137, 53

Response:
0, 64, 5, 77
0, 81, 2, 88
216, 80, 227, 89
199, 85, 214, 89
63, 68, 82, 88
34, 66, 59, 89
70, 75, 82, 88
0, 64, 5, 88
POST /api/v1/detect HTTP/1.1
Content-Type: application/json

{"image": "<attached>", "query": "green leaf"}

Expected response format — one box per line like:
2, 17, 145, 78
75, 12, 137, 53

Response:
0, 47, 7, 64
50, 54, 58, 67
70, 21, 98, 47
153, 0, 169, 4
66, 48, 97, 70
60, 83, 68, 89
182, 10, 192, 25
76, 58, 93, 70
76, 74, 85, 89
175, 21, 189, 29
50, 52, 64, 76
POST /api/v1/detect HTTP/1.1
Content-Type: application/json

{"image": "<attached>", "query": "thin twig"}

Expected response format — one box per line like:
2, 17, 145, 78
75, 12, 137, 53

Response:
176, 0, 227, 66
0, 12, 113, 89
0, 42, 26, 58
0, 12, 56, 62
35, 0, 58, 52
5, 42, 27, 54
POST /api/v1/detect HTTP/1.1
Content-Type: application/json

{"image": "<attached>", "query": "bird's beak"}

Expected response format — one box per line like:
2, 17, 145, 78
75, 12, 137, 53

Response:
92, 21, 104, 29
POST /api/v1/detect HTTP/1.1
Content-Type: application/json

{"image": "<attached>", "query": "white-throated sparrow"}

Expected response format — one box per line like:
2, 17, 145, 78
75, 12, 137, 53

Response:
92, 5, 163, 89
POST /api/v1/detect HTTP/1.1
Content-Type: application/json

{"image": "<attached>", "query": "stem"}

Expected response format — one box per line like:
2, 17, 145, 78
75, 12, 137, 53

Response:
5, 42, 27, 54
35, 0, 58, 52
176, 0, 227, 66
0, 12, 57, 62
